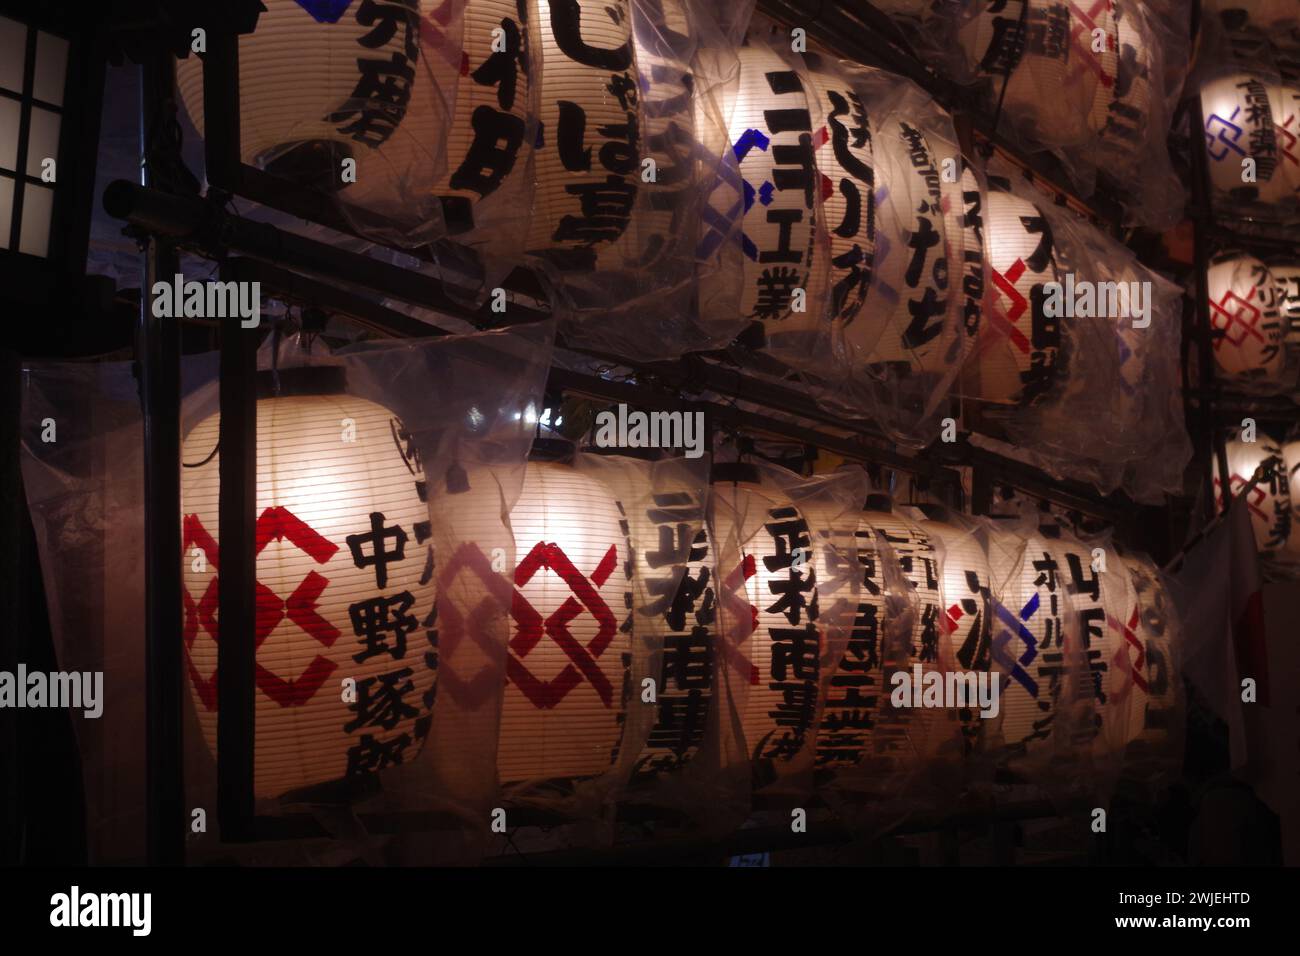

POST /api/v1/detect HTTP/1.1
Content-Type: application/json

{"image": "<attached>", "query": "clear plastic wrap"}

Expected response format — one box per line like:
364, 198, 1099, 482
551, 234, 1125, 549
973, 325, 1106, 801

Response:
1196, 13, 1297, 221
516, 0, 756, 360
175, 0, 462, 247
702, 460, 864, 811
964, 166, 1192, 502
906, 0, 1190, 227
21, 320, 557, 864
1206, 250, 1289, 392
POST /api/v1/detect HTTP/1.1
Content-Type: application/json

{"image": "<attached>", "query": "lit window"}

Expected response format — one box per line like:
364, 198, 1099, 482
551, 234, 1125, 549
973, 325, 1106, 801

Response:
0, 14, 68, 258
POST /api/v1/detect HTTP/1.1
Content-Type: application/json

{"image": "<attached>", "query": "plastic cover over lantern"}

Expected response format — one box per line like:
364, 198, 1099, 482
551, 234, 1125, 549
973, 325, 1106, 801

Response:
180, 371, 439, 800
1215, 430, 1291, 555
1281, 431, 1300, 562
706, 461, 863, 797
175, 0, 458, 247
1206, 251, 1286, 389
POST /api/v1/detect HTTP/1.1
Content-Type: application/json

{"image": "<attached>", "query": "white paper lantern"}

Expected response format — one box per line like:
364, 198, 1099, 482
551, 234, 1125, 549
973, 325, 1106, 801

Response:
920, 518, 995, 750
958, 0, 1114, 146
1201, 73, 1289, 205
1093, 3, 1153, 161
709, 478, 825, 779
1040, 529, 1137, 754
176, 0, 441, 202
816, 509, 942, 770
805, 63, 876, 334
433, 0, 534, 236
957, 161, 987, 349
984, 525, 1070, 757
1215, 433, 1291, 553
856, 114, 955, 371
520, 0, 686, 269
1281, 436, 1300, 559
181, 387, 437, 799
703, 43, 821, 333
1270, 79, 1300, 202
497, 460, 633, 782
975, 188, 1062, 403
1206, 251, 1285, 382
1120, 555, 1179, 750
630, 520, 715, 780
1270, 257, 1300, 357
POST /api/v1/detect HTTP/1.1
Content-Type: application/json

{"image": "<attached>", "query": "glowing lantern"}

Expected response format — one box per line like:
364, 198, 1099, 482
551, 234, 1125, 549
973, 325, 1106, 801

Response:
1282, 436, 1300, 560
434, 0, 533, 236
956, 160, 987, 351
1093, 3, 1153, 163
1269, 257, 1300, 363
630, 521, 714, 780
804, 58, 876, 339
709, 475, 824, 783
1206, 251, 1285, 383
1121, 555, 1179, 750
517, 0, 691, 270
818, 509, 945, 771
497, 461, 633, 782
920, 517, 995, 750
1039, 527, 1138, 754
958, 0, 1117, 146
1214, 433, 1291, 554
856, 112, 955, 371
974, 188, 1062, 404
175, 0, 442, 207
1270, 79, 1300, 203
983, 524, 1070, 757
703, 43, 821, 334
181, 376, 437, 799
1201, 73, 1289, 205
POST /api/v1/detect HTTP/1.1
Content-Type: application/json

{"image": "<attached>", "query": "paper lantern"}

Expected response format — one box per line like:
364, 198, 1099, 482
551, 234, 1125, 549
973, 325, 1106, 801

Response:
1270, 79, 1300, 202
958, 0, 1116, 146
709, 477, 825, 780
1120, 555, 1178, 749
1093, 3, 1153, 161
957, 160, 987, 350
805, 61, 876, 336
855, 112, 955, 371
984, 524, 1071, 757
1214, 433, 1291, 554
175, 0, 443, 220
816, 509, 941, 770
1201, 73, 1289, 205
976, 188, 1062, 403
1268, 256, 1300, 368
702, 43, 821, 332
497, 461, 633, 782
433, 0, 534, 236
1206, 251, 1285, 382
1039, 528, 1138, 754
630, 521, 714, 780
520, 0, 691, 269
181, 381, 437, 799
1281, 436, 1300, 560
920, 518, 995, 750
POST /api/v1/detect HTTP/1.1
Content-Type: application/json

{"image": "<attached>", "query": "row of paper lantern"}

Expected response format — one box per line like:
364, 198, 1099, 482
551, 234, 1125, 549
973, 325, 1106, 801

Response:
1207, 250, 1300, 389
180, 385, 1178, 801
173, 0, 1126, 406
1218, 429, 1299, 557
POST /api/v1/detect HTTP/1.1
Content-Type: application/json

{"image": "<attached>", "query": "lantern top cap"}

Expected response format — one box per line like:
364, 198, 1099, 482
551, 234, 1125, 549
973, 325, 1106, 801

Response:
710, 461, 761, 485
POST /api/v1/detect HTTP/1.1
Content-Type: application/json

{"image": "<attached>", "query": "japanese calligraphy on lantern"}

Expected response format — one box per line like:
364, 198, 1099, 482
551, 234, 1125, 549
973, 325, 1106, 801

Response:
181, 394, 437, 798
1202, 73, 1286, 204
632, 491, 714, 780
1216, 434, 1291, 555
1207, 251, 1285, 384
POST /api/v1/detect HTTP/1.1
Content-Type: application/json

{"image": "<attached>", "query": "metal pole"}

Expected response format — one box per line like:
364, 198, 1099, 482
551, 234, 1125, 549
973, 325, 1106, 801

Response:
138, 54, 185, 865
